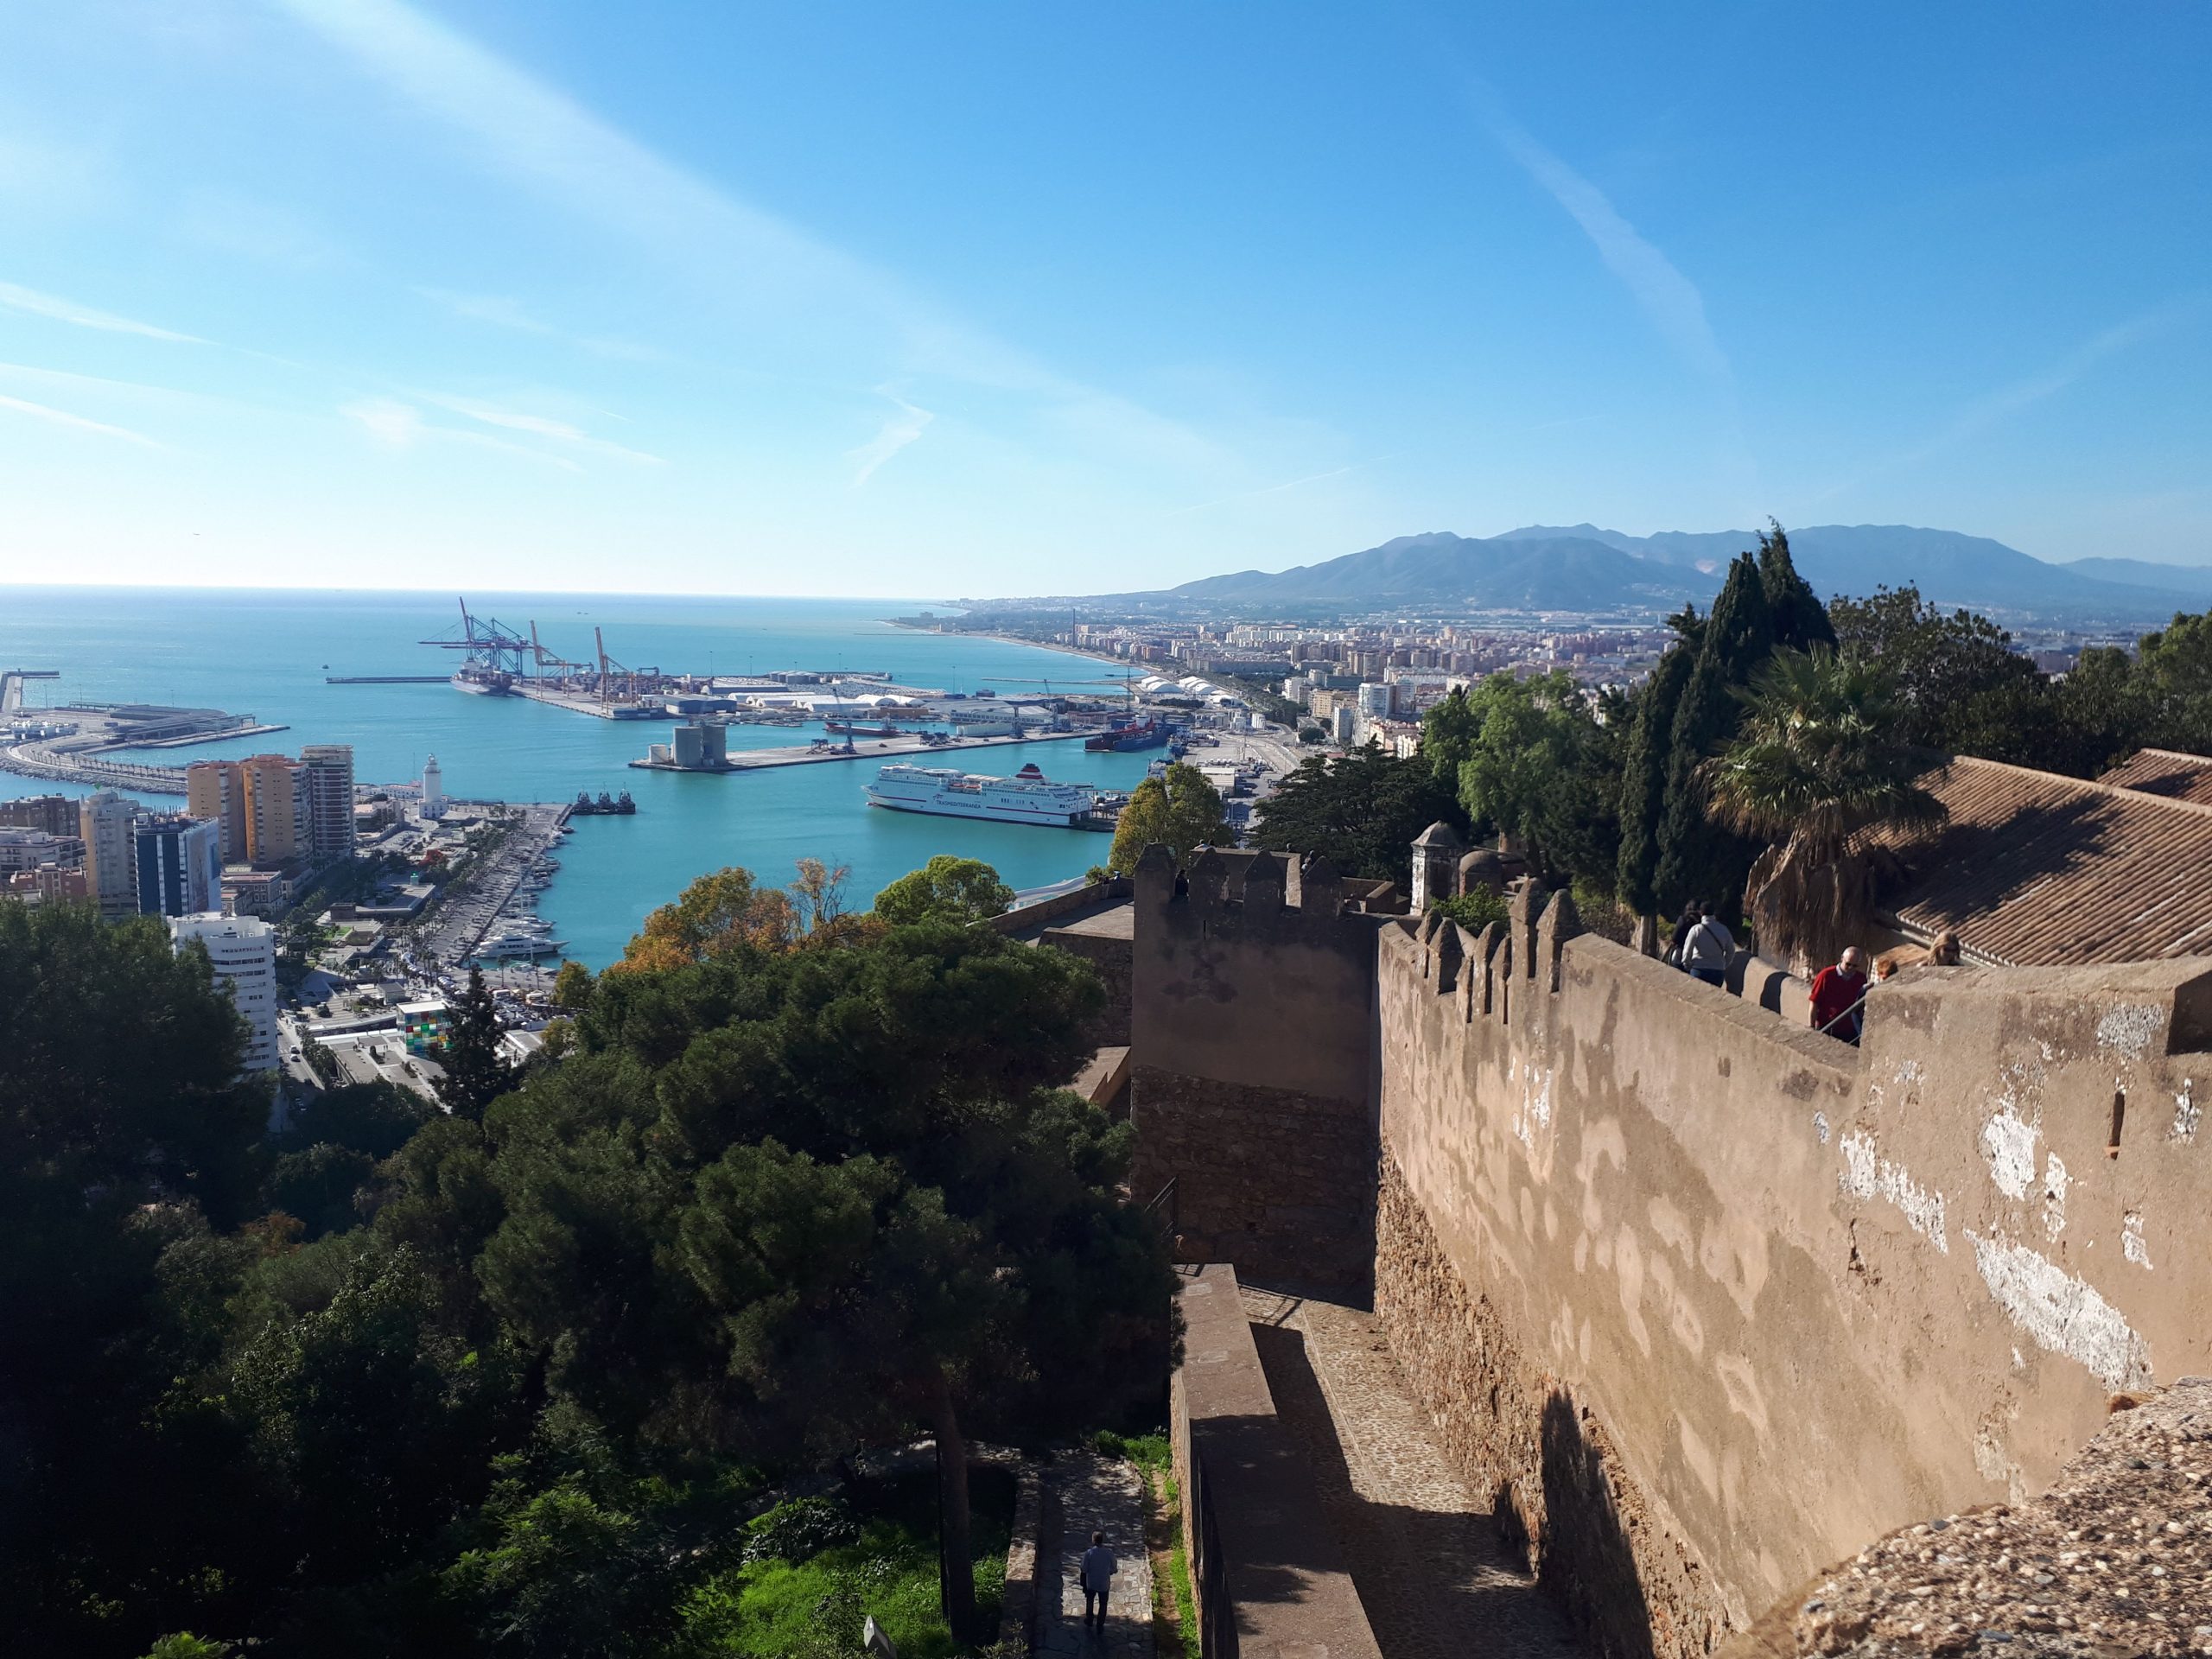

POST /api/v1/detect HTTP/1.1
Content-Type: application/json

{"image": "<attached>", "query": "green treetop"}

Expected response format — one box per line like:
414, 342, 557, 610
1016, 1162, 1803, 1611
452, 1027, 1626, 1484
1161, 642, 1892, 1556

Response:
872, 855, 1016, 926
1107, 761, 1234, 874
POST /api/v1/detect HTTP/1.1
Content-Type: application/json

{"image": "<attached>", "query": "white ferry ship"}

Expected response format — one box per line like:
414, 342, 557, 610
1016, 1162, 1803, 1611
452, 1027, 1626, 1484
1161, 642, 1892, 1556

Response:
865, 761, 1097, 827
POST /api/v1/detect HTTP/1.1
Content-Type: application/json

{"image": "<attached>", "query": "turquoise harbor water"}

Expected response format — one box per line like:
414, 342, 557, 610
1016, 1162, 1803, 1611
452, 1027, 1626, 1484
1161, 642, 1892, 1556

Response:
0, 588, 1163, 967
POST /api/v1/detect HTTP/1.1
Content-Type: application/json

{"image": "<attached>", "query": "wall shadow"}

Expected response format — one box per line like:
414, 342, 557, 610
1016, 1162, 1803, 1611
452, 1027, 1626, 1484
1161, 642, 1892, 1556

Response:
1245, 1319, 1590, 1658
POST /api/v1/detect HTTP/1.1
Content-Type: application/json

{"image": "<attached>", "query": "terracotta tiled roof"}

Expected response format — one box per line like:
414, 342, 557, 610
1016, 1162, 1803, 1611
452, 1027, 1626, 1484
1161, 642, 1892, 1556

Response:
1876, 754, 2212, 967
2095, 747, 2212, 808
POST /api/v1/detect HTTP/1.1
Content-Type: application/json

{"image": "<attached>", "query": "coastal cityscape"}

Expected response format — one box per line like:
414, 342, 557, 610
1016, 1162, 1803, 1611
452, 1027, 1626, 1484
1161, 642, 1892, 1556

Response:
7, 4, 2212, 1659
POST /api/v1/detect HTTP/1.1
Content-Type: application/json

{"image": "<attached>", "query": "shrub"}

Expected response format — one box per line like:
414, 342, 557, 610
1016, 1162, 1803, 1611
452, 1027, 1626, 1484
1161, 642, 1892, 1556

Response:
742, 1495, 860, 1564
1429, 888, 1510, 933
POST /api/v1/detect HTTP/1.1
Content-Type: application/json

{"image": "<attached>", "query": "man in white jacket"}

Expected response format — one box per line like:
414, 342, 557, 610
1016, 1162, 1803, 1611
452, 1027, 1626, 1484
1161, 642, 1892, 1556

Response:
1079, 1530, 1117, 1630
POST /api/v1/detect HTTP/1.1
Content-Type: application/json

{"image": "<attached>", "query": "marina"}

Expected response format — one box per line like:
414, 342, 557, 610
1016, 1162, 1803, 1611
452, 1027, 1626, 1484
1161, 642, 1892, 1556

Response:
0, 590, 1276, 966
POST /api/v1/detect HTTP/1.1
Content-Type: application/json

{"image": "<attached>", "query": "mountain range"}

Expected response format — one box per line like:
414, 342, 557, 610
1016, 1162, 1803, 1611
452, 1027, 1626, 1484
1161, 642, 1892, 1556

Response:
1142, 524, 2212, 620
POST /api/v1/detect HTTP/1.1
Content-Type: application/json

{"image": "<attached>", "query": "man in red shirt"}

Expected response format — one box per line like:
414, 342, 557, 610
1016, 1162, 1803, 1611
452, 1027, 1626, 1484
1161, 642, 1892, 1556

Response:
1809, 947, 1869, 1045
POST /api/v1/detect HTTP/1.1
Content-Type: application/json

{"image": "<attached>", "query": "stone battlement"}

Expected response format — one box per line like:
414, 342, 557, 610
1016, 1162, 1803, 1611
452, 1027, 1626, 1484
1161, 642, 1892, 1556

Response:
1129, 842, 2212, 1657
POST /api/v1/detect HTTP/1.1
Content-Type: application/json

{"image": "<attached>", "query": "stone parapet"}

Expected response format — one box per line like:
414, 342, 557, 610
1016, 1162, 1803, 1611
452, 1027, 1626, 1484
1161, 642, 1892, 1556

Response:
1171, 1263, 1383, 1658
1376, 896, 2212, 1652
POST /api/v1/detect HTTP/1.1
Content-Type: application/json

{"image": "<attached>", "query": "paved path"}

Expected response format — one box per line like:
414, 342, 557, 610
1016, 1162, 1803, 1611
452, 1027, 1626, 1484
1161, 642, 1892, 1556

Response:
1241, 1285, 1586, 1659
1036, 1450, 1155, 1658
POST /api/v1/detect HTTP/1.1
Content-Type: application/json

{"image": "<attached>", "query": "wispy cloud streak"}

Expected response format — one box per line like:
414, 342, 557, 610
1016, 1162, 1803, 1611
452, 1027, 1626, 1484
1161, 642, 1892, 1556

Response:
849, 391, 935, 485
276, 0, 1226, 474
1814, 295, 2207, 502
1897, 300, 2203, 468
418, 391, 665, 463
0, 279, 204, 343
1479, 109, 1730, 385
0, 391, 162, 446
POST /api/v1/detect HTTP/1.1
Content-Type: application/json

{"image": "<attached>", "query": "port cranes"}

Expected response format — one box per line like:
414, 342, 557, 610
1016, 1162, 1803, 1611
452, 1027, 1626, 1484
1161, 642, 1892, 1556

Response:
419, 599, 532, 677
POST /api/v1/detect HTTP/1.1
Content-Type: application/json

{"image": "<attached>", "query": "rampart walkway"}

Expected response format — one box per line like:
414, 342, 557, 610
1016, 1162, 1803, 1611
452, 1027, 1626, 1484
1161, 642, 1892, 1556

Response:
1239, 1283, 1587, 1659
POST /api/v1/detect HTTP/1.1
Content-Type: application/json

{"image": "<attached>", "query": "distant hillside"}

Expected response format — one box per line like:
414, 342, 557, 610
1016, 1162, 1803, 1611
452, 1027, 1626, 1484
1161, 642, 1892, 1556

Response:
2059, 556, 2212, 604
1168, 532, 1716, 611
1132, 524, 2212, 619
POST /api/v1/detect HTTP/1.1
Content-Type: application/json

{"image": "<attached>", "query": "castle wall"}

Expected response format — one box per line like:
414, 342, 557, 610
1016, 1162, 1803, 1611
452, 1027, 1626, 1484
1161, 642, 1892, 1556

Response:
1129, 847, 1385, 1287
1375, 897, 2212, 1655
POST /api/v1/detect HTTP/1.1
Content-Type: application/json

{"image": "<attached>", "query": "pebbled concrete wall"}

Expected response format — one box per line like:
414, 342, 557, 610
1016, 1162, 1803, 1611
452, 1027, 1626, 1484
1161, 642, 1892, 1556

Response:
1375, 891, 2212, 1656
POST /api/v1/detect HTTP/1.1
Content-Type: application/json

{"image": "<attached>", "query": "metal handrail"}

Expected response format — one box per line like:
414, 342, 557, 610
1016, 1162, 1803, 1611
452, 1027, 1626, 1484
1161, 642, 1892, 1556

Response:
1143, 1176, 1179, 1236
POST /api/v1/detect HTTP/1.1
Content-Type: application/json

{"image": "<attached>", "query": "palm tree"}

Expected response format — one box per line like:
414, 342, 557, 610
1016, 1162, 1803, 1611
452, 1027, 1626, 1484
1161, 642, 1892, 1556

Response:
1701, 647, 1946, 974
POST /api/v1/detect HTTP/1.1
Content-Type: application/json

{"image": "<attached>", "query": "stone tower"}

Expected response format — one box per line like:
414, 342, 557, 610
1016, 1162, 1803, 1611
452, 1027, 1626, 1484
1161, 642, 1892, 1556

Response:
1409, 819, 1463, 912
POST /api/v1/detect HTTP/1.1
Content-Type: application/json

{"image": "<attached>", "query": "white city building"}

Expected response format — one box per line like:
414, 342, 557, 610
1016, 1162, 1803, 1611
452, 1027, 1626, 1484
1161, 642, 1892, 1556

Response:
170, 912, 280, 1075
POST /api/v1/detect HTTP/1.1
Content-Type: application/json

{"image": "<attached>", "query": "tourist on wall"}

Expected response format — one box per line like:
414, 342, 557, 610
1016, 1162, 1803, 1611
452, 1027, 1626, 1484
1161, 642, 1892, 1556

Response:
1810, 947, 1870, 1044
1681, 905, 1735, 988
1663, 902, 1700, 969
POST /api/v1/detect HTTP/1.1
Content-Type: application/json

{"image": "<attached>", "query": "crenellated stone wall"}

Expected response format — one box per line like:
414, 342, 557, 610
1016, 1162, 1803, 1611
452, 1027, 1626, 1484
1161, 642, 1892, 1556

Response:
1374, 883, 2212, 1656
1128, 844, 1387, 1287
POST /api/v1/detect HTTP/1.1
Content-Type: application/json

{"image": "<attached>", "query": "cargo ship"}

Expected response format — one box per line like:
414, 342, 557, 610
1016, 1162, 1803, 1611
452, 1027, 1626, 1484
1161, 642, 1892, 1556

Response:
1084, 715, 1171, 752
453, 667, 517, 696
864, 761, 1097, 827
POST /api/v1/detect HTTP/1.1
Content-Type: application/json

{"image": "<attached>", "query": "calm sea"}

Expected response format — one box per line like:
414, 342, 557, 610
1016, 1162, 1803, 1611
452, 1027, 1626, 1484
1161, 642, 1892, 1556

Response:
0, 588, 1162, 967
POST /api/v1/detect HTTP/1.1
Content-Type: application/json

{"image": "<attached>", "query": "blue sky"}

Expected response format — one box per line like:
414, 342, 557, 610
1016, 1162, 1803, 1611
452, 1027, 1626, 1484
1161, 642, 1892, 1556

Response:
2, 1, 2208, 595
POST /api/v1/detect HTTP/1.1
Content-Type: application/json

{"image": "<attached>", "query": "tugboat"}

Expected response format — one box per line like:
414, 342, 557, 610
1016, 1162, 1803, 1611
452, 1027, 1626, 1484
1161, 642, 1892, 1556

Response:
570, 791, 639, 816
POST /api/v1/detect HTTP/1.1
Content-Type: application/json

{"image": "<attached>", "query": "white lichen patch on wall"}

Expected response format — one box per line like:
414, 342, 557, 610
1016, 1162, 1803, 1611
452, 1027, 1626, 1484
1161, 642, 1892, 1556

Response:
2040, 1154, 2069, 1242
1965, 1229, 2153, 1389
1511, 1059, 1554, 1150
1839, 1131, 1949, 1253
2094, 1003, 2164, 1064
2173, 1083, 2200, 1144
2122, 1211, 2152, 1269
1980, 1108, 2039, 1199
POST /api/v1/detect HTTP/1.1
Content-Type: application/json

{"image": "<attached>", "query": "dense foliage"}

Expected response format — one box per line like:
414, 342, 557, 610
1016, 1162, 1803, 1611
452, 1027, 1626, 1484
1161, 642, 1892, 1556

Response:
0, 866, 1174, 1657
1249, 741, 1463, 880
872, 856, 1016, 926
1419, 671, 1627, 887
1106, 762, 1235, 874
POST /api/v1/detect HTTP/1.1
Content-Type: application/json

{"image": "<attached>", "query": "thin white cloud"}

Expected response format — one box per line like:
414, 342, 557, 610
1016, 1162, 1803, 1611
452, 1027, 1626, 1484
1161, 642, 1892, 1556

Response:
340, 394, 586, 471
849, 391, 935, 486
0, 391, 162, 447
1165, 462, 1363, 518
0, 279, 205, 344
276, 0, 1226, 474
417, 391, 665, 463
341, 395, 423, 447
1898, 301, 2202, 469
1814, 296, 2208, 501
415, 286, 553, 334
415, 285, 668, 364
1483, 112, 1731, 386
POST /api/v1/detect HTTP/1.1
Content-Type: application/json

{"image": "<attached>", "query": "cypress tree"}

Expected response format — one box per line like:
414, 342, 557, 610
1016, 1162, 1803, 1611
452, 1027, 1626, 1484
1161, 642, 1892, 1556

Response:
1654, 554, 1774, 918
1757, 521, 1835, 652
1615, 613, 1700, 918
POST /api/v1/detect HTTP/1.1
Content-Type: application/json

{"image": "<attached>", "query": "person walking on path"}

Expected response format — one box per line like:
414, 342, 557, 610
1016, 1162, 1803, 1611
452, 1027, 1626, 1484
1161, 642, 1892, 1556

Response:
1810, 946, 1870, 1045
1681, 905, 1735, 988
1079, 1531, 1116, 1631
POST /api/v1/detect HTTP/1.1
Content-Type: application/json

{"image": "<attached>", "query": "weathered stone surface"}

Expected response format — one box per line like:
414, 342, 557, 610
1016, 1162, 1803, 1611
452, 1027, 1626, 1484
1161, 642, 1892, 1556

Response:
1376, 1149, 1732, 1659
1724, 1379, 2212, 1658
1131, 1064, 1375, 1287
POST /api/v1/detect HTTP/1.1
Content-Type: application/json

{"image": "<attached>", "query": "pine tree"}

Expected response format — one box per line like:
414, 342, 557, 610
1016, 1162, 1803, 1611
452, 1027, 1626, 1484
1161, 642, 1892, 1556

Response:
436, 967, 512, 1122
1654, 554, 1774, 919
